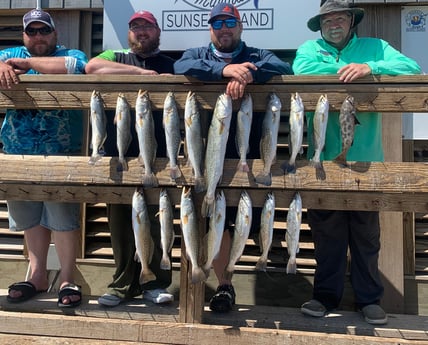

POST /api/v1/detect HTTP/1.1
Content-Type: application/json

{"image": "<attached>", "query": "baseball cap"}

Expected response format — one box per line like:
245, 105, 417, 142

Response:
208, 3, 241, 24
23, 9, 55, 30
128, 10, 158, 27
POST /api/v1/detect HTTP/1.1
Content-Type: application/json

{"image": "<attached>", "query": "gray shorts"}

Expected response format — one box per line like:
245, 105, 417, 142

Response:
7, 200, 80, 232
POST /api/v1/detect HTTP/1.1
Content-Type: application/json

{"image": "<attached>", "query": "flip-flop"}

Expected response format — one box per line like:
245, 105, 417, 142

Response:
57, 283, 82, 308
7, 281, 47, 303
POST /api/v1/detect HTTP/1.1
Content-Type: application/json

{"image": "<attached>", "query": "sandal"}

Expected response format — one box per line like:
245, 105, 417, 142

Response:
7, 281, 47, 303
57, 283, 82, 308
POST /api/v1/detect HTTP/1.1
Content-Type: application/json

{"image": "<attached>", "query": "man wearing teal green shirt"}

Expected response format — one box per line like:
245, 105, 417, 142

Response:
293, 0, 421, 325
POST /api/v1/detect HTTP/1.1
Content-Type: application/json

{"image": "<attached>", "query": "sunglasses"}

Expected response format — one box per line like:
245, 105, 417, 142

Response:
25, 26, 54, 36
211, 18, 239, 30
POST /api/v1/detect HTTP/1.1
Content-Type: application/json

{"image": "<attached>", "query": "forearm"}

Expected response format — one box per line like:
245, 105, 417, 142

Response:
85, 58, 148, 74
24, 57, 71, 74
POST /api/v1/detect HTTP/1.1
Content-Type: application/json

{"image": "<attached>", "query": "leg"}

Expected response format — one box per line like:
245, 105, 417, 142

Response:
307, 209, 349, 310
348, 211, 384, 307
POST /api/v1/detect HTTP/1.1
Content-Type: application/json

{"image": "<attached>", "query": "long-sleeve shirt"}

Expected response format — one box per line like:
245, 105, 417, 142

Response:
174, 41, 292, 82
293, 34, 421, 162
0, 45, 88, 154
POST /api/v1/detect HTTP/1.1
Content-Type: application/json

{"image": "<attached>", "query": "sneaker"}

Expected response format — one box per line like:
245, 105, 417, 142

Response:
301, 299, 327, 317
143, 288, 174, 304
98, 293, 123, 307
361, 304, 388, 325
209, 284, 236, 313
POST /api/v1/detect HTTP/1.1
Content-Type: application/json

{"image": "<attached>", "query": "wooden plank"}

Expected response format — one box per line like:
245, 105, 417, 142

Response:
2, 75, 428, 112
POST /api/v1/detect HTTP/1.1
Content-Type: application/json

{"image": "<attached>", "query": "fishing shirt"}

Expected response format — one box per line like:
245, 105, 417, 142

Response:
173, 41, 292, 82
97, 49, 175, 74
293, 34, 421, 162
0, 46, 88, 155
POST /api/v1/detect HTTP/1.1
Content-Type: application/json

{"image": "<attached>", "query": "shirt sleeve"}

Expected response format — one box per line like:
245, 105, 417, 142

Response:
251, 49, 293, 82
174, 47, 227, 81
292, 40, 339, 75
95, 49, 118, 62
365, 39, 421, 75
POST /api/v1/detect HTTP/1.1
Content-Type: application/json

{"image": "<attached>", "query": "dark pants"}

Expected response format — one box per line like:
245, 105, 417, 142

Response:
307, 209, 384, 310
106, 204, 172, 298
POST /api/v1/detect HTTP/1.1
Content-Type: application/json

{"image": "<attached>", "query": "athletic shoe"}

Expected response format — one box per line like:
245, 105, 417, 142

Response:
98, 293, 123, 307
143, 288, 174, 304
209, 284, 236, 312
301, 299, 327, 317
361, 304, 388, 325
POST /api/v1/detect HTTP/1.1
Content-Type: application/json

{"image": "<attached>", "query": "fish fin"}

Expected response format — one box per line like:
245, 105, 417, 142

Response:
191, 266, 207, 284
202, 264, 211, 280
315, 162, 326, 180
286, 258, 297, 274
194, 177, 206, 194
142, 173, 159, 188
117, 158, 128, 172
354, 115, 361, 126
281, 161, 297, 174
88, 153, 103, 165
170, 165, 182, 180
134, 251, 140, 263
201, 195, 214, 217
141, 269, 156, 284
333, 151, 348, 167
255, 172, 272, 186
237, 160, 250, 173
160, 256, 172, 270
255, 257, 267, 272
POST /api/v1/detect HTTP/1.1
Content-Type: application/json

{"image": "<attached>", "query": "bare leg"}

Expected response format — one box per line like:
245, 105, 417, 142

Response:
212, 229, 232, 285
8, 225, 50, 298
53, 228, 80, 305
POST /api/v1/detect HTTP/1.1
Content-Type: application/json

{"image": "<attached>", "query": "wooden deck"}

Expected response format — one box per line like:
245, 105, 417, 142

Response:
0, 290, 427, 345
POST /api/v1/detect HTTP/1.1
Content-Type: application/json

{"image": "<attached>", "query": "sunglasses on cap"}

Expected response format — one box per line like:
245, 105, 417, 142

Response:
25, 26, 54, 36
211, 18, 239, 30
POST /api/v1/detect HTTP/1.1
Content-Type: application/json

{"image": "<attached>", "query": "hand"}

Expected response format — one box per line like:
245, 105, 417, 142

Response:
5, 58, 31, 75
226, 78, 246, 100
138, 68, 159, 76
338, 63, 371, 83
222, 62, 256, 85
0, 60, 20, 89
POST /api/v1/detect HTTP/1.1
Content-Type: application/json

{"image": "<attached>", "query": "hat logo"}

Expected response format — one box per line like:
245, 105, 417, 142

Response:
30, 9, 43, 18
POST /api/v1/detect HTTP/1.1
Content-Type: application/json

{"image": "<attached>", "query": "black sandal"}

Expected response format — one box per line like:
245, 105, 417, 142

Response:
7, 281, 47, 303
57, 283, 82, 308
209, 284, 236, 312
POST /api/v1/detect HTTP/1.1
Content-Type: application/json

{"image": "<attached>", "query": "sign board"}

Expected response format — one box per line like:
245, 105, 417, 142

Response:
401, 6, 428, 139
103, 0, 320, 51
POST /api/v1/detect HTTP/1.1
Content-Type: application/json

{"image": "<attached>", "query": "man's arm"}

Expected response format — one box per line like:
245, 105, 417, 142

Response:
85, 57, 158, 75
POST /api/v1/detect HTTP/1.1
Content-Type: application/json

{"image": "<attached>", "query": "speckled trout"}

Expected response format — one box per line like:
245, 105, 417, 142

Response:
135, 90, 158, 187
184, 91, 205, 193
333, 95, 359, 167
202, 190, 226, 279
114, 93, 132, 172
158, 189, 175, 270
311, 94, 329, 180
256, 93, 282, 186
131, 187, 156, 284
255, 192, 275, 271
224, 191, 252, 281
163, 91, 182, 180
236, 93, 253, 173
202, 93, 232, 217
180, 187, 206, 284
286, 192, 302, 274
89, 90, 107, 165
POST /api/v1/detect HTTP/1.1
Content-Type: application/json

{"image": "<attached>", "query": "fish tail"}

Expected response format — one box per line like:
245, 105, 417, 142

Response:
255, 172, 272, 186
117, 157, 128, 172
160, 255, 171, 270
237, 160, 250, 173
170, 165, 182, 180
191, 266, 206, 284
194, 177, 206, 194
201, 195, 215, 217
286, 258, 297, 274
142, 173, 159, 188
255, 257, 267, 272
88, 153, 103, 165
314, 162, 326, 181
281, 160, 297, 174
202, 263, 211, 279
140, 268, 156, 284
333, 151, 348, 167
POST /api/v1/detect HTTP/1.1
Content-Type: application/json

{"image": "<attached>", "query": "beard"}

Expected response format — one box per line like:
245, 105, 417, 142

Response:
25, 38, 57, 57
128, 35, 160, 56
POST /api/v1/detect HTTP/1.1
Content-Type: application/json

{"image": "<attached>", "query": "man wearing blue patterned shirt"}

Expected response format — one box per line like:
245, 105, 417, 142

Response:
0, 8, 87, 308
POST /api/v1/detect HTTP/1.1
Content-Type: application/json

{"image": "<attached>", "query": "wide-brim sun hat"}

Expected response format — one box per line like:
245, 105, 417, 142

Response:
307, 0, 364, 32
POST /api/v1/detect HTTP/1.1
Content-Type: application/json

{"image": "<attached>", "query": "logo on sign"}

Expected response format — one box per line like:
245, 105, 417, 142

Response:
405, 10, 426, 32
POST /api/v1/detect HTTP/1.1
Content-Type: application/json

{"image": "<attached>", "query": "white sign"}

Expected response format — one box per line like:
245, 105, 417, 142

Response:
103, 0, 320, 51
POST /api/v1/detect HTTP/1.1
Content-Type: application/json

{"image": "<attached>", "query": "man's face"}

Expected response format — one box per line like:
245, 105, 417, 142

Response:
128, 19, 161, 55
320, 11, 352, 48
209, 15, 243, 53
23, 22, 57, 56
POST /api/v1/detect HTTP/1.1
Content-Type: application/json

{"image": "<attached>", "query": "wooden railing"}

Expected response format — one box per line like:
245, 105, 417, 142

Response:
1, 74, 427, 322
